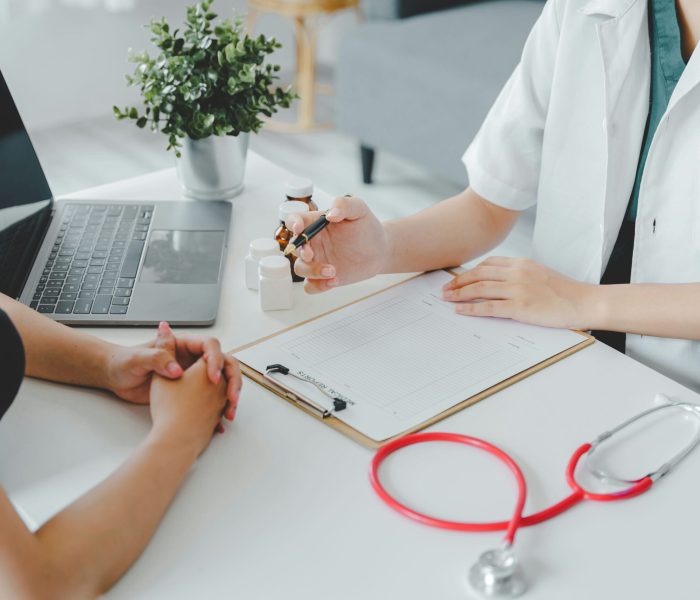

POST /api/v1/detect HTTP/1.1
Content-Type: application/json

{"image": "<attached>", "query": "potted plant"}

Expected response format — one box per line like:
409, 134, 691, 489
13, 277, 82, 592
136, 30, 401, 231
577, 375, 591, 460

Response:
114, 0, 295, 200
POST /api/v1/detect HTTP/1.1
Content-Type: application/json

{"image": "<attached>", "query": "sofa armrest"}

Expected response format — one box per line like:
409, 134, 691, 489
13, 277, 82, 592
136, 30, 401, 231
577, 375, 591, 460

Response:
361, 0, 479, 20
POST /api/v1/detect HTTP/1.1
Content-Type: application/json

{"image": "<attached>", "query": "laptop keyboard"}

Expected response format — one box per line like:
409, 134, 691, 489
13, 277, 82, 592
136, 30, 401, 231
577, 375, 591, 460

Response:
30, 203, 153, 316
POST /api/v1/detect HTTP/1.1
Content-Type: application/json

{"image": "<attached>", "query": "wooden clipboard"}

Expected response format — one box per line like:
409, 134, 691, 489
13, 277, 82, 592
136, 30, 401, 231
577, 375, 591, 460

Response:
232, 271, 595, 449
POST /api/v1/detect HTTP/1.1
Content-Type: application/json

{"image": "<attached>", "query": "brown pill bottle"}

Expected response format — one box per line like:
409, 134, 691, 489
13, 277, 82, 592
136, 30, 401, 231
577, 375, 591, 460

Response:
285, 178, 318, 211
275, 201, 309, 283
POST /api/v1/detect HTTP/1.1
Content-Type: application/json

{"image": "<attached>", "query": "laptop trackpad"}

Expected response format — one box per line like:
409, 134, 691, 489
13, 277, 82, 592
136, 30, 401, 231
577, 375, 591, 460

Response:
139, 230, 225, 284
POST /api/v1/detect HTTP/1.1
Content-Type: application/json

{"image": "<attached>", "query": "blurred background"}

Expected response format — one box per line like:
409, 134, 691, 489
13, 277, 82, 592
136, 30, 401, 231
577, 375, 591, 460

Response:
0, 0, 541, 234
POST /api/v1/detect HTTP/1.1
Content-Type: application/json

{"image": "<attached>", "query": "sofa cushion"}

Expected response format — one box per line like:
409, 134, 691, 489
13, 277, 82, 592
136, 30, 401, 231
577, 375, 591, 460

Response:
337, 0, 544, 186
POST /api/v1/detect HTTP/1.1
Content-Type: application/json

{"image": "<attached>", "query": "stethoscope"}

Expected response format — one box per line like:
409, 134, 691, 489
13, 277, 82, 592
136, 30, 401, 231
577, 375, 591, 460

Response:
369, 395, 700, 598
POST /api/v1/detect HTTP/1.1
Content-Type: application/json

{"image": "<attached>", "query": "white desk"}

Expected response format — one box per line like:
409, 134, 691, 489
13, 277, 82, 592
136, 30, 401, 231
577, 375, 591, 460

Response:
1, 153, 697, 599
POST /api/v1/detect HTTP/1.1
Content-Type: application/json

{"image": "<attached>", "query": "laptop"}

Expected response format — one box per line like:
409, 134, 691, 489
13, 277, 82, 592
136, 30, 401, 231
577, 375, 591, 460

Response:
0, 69, 231, 326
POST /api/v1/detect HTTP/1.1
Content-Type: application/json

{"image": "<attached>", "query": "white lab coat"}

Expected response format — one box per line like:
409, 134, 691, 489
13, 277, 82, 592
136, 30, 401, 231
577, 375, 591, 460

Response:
464, 0, 700, 391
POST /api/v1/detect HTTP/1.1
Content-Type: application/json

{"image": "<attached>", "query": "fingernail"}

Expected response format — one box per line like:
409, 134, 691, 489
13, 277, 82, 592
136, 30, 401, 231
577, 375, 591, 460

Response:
167, 361, 182, 376
158, 321, 168, 334
327, 278, 339, 288
214, 371, 222, 383
443, 290, 455, 300
326, 208, 340, 219
321, 266, 335, 277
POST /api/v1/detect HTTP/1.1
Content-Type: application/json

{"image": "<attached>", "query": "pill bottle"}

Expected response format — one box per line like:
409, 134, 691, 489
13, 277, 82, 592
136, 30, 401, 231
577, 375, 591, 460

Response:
245, 238, 280, 290
285, 177, 318, 211
275, 200, 309, 283
259, 255, 293, 311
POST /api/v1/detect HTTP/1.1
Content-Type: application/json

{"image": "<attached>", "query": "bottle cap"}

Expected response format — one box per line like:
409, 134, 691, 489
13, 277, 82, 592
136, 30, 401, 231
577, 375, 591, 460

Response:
259, 255, 292, 279
249, 238, 280, 260
279, 200, 309, 222
285, 177, 314, 199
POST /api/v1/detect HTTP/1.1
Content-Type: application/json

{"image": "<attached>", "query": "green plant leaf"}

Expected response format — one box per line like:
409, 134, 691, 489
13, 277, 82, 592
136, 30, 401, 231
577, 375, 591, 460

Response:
115, 0, 295, 152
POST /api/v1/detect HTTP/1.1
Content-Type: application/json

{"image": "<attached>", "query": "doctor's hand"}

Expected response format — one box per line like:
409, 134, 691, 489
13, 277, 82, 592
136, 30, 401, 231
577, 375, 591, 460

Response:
285, 195, 389, 294
105, 321, 241, 420
441, 257, 599, 330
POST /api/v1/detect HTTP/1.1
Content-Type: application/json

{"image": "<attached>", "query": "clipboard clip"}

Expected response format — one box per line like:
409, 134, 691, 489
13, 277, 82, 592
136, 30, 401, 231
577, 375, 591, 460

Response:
265, 364, 349, 414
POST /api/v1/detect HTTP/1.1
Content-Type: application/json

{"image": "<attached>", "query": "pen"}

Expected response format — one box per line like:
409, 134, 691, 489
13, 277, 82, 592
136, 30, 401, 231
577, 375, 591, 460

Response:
284, 212, 329, 256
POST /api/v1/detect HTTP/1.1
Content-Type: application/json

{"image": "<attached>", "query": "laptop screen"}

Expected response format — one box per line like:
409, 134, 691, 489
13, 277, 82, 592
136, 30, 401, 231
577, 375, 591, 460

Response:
0, 70, 53, 299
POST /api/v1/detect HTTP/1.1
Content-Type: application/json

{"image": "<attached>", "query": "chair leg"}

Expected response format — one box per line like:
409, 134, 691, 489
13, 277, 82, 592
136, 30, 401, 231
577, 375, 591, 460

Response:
360, 145, 375, 184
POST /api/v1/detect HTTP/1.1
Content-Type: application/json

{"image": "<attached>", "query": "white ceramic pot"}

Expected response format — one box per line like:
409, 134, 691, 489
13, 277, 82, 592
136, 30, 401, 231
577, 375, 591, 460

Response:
176, 133, 249, 200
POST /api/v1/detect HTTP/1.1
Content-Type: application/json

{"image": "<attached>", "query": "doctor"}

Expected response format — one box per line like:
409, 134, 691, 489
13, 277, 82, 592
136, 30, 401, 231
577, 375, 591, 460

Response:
287, 0, 700, 390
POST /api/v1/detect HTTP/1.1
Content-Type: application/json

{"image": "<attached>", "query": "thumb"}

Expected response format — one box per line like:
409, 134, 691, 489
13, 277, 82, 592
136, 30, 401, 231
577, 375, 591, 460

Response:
152, 321, 182, 378
137, 347, 183, 378
325, 196, 368, 223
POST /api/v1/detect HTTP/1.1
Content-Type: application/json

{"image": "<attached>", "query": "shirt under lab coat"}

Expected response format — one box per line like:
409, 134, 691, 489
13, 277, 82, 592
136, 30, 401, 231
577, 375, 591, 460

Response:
463, 0, 700, 391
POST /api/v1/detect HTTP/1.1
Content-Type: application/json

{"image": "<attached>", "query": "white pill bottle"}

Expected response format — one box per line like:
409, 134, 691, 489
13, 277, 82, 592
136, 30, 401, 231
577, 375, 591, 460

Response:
259, 255, 293, 311
245, 238, 280, 290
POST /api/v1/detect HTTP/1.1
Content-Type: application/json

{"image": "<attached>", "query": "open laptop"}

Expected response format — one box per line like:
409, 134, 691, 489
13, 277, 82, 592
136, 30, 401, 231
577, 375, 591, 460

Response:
0, 69, 231, 326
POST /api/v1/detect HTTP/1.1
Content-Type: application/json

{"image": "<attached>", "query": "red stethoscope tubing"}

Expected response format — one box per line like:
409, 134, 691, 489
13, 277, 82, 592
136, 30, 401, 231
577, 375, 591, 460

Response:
369, 432, 653, 545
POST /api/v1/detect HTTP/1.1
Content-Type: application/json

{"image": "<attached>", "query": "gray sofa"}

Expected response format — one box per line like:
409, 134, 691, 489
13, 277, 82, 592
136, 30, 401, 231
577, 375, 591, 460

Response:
336, 0, 545, 187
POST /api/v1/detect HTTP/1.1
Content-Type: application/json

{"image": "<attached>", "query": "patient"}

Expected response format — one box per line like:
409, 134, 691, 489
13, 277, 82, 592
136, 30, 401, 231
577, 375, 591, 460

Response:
0, 293, 241, 599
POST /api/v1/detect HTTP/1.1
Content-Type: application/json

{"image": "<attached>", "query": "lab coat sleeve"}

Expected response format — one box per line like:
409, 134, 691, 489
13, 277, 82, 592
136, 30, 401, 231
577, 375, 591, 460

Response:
463, 0, 562, 210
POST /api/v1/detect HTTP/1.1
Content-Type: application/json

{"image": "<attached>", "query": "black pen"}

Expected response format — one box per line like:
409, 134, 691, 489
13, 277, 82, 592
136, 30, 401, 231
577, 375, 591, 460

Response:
284, 212, 330, 256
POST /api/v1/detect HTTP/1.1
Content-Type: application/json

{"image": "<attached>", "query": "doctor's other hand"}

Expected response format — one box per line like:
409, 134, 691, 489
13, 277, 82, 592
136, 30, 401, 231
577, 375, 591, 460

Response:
149, 357, 229, 458
442, 257, 600, 330
285, 195, 388, 294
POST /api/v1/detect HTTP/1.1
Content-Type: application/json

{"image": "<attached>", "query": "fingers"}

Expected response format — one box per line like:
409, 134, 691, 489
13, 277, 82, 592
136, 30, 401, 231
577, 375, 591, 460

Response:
201, 338, 224, 385
294, 258, 336, 280
129, 348, 182, 379
325, 195, 368, 223
303, 277, 339, 294
299, 244, 314, 262
150, 322, 182, 378
285, 209, 324, 235
223, 354, 242, 421
454, 300, 515, 319
284, 196, 368, 235
154, 321, 177, 355
443, 266, 512, 291
172, 334, 226, 383
443, 281, 513, 303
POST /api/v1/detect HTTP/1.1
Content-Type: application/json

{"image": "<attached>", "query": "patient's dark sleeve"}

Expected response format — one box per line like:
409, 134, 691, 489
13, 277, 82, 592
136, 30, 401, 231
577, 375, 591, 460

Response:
0, 308, 24, 421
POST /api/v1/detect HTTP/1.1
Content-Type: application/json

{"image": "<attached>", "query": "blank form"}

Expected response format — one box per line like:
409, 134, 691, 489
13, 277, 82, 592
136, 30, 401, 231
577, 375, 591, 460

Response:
235, 270, 589, 442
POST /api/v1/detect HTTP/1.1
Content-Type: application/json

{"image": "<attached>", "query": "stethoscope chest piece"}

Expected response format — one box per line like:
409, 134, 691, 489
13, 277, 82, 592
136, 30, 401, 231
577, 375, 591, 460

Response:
468, 545, 526, 598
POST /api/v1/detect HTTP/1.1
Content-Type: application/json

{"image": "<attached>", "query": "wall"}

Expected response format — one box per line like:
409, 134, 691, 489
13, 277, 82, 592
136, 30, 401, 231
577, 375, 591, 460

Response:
0, 0, 357, 131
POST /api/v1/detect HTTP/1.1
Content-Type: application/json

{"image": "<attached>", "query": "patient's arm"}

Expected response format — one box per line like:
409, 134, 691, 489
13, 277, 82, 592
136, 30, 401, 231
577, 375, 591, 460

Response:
0, 354, 228, 599
0, 294, 241, 412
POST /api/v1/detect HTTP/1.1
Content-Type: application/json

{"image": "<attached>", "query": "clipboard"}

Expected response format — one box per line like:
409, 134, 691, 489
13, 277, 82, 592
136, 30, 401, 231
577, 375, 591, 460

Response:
233, 270, 594, 449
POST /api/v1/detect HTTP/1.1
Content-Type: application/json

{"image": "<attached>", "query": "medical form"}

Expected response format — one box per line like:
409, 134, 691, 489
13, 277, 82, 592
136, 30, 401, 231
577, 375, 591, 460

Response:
235, 270, 591, 443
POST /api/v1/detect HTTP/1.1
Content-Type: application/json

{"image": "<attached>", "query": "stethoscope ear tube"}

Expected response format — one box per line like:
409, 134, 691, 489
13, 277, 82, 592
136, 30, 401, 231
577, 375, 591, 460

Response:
369, 433, 657, 547
566, 443, 654, 501
369, 432, 528, 543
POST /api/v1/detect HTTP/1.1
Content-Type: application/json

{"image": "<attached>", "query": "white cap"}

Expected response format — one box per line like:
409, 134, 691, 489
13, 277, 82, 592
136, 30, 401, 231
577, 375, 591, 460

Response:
285, 177, 314, 199
259, 255, 292, 279
279, 200, 309, 222
249, 238, 280, 260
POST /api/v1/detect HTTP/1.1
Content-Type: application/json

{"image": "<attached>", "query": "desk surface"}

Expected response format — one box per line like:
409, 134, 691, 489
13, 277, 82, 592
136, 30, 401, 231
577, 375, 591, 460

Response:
1, 153, 697, 600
